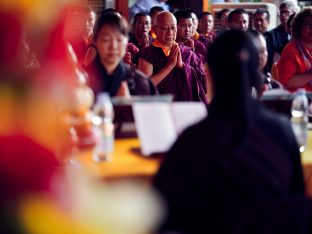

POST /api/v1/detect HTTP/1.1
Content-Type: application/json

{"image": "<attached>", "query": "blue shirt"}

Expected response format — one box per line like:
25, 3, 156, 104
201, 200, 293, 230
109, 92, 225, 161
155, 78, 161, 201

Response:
129, 0, 169, 20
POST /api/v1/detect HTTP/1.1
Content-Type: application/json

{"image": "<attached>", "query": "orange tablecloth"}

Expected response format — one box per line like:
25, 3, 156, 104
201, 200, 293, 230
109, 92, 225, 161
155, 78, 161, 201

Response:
68, 138, 163, 179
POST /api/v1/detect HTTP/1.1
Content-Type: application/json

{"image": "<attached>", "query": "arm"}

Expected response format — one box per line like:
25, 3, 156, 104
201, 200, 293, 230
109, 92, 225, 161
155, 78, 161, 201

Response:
138, 45, 180, 86
83, 47, 97, 67
286, 73, 312, 89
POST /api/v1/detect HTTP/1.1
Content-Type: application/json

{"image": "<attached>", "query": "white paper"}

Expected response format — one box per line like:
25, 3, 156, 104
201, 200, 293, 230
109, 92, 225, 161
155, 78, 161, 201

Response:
170, 102, 208, 135
133, 102, 208, 156
133, 103, 177, 155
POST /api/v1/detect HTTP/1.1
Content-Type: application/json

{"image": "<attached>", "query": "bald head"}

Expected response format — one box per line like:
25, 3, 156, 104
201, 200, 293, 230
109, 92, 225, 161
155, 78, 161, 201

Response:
154, 12, 177, 46
154, 11, 176, 26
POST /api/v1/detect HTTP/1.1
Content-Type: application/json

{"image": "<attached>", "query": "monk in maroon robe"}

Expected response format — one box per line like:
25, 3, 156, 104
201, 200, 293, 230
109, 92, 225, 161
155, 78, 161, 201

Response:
174, 9, 207, 63
138, 11, 208, 104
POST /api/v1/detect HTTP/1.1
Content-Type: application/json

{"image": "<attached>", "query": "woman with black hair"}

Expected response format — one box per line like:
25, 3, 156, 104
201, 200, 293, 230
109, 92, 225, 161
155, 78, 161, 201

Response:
85, 13, 156, 97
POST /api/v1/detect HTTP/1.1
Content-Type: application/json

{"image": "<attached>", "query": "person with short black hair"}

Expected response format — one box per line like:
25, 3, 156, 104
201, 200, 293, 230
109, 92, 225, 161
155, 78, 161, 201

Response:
174, 9, 207, 63
253, 8, 270, 34
197, 11, 216, 43
228, 8, 249, 31
129, 12, 153, 50
68, 6, 96, 65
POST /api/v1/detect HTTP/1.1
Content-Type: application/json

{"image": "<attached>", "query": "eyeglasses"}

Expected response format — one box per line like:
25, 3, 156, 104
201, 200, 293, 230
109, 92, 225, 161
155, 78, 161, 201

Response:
155, 25, 177, 32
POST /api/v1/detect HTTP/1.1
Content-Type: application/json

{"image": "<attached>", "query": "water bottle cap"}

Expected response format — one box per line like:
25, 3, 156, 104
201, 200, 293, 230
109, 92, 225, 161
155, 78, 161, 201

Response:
296, 88, 306, 95
97, 92, 110, 102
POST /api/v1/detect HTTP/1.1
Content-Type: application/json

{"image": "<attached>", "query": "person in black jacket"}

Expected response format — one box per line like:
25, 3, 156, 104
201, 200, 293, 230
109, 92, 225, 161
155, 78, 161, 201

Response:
153, 30, 305, 234
264, 0, 299, 73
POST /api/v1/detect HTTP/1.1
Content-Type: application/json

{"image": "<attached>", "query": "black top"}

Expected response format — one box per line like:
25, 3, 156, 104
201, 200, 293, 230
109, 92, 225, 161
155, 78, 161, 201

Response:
85, 55, 157, 97
265, 24, 290, 72
153, 100, 304, 233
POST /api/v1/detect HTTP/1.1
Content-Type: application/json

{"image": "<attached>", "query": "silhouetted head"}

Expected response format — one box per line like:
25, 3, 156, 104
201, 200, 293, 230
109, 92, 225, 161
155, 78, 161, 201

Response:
208, 30, 261, 109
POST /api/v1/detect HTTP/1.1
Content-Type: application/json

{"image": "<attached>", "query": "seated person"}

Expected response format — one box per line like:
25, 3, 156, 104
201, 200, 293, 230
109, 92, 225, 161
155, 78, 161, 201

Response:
265, 0, 299, 73
68, 6, 96, 65
138, 11, 208, 103
197, 11, 216, 43
228, 8, 249, 32
85, 13, 156, 97
149, 6, 165, 39
277, 8, 312, 91
174, 10, 207, 63
252, 8, 270, 34
214, 8, 230, 35
249, 29, 283, 93
153, 30, 304, 234
129, 12, 154, 50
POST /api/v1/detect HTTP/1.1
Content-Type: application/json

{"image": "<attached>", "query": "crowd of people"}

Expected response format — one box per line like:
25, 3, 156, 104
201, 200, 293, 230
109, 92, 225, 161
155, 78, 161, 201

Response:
2, 0, 312, 233
65, 0, 311, 104
66, 1, 312, 233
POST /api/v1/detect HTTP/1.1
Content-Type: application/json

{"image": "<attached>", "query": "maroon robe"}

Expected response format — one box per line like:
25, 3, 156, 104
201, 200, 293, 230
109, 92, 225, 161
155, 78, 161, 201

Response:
139, 44, 208, 104
197, 34, 213, 51
193, 39, 207, 63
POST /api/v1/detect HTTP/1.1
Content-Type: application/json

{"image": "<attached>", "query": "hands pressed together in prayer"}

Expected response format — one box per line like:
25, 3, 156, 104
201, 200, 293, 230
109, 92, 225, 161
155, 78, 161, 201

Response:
116, 81, 131, 98
184, 39, 195, 50
139, 33, 150, 49
167, 44, 183, 69
123, 52, 132, 66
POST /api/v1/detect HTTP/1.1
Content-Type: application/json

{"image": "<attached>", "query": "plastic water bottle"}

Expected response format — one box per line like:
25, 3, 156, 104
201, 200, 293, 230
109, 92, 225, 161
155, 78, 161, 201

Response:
92, 92, 114, 162
291, 89, 308, 153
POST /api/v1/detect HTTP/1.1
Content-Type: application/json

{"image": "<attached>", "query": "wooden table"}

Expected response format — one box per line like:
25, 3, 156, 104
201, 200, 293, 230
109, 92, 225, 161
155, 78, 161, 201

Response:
68, 138, 163, 180
70, 130, 312, 195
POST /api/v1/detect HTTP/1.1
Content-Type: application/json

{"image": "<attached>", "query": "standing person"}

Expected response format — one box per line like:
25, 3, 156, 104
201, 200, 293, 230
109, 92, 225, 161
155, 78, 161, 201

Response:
253, 8, 270, 34
129, 0, 169, 21
277, 8, 312, 91
228, 8, 249, 32
85, 13, 156, 97
138, 11, 208, 103
265, 0, 299, 72
68, 6, 96, 65
153, 30, 304, 234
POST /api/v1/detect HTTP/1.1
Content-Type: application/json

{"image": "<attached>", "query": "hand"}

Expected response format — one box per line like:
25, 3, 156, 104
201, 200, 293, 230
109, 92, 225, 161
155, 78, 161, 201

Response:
184, 39, 194, 49
116, 81, 131, 98
176, 45, 183, 69
123, 52, 132, 66
139, 33, 149, 48
167, 44, 178, 69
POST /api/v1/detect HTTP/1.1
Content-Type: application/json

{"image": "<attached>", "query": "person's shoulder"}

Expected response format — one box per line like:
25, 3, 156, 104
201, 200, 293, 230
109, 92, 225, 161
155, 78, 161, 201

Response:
267, 25, 283, 35
125, 64, 147, 79
173, 117, 209, 147
281, 40, 298, 55
256, 102, 293, 133
194, 39, 205, 48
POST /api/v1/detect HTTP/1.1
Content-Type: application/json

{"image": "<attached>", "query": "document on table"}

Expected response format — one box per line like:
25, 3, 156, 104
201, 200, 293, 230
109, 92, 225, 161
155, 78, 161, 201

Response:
133, 102, 207, 156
